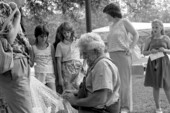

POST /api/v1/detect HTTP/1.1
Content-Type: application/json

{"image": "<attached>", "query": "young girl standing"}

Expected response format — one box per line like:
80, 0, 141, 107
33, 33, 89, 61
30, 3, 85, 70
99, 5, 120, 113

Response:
30, 24, 56, 91
55, 22, 84, 92
143, 19, 170, 113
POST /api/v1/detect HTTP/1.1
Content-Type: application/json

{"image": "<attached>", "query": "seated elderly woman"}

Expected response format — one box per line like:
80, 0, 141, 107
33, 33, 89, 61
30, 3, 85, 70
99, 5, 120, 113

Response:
64, 32, 121, 113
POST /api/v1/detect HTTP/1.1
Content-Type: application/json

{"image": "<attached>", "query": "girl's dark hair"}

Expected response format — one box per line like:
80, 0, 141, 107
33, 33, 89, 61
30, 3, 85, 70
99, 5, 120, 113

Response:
53, 25, 62, 50
53, 22, 75, 49
103, 3, 122, 18
34, 24, 49, 44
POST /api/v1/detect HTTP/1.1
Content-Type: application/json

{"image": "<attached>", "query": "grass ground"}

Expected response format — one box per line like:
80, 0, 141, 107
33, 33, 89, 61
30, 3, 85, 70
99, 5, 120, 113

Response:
132, 74, 170, 113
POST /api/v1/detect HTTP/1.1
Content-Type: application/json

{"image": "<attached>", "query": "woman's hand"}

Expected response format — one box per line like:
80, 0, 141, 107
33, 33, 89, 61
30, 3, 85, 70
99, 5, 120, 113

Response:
64, 93, 78, 105
9, 2, 17, 11
0, 38, 12, 52
6, 4, 21, 44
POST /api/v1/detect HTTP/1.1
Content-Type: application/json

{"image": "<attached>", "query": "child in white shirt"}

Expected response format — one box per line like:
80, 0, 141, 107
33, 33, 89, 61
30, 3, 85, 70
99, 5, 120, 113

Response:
55, 22, 84, 92
30, 24, 56, 91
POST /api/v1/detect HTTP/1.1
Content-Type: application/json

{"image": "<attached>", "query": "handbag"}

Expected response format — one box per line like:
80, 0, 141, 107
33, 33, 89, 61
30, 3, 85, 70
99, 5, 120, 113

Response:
0, 39, 13, 74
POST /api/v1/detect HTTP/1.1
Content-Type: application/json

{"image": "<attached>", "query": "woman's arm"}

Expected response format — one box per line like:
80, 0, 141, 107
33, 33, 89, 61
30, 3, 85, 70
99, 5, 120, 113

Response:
7, 7, 21, 44
123, 19, 139, 49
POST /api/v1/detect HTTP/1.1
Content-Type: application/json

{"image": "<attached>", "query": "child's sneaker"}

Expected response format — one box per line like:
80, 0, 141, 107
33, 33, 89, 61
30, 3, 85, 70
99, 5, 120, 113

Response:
156, 108, 163, 113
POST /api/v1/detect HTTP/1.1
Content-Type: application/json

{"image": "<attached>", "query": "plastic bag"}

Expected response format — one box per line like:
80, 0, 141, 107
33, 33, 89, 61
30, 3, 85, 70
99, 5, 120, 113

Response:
30, 76, 78, 113
132, 45, 143, 63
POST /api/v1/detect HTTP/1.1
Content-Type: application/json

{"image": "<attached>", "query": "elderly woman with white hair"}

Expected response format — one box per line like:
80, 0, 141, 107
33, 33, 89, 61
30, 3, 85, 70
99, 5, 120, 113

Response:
64, 32, 121, 113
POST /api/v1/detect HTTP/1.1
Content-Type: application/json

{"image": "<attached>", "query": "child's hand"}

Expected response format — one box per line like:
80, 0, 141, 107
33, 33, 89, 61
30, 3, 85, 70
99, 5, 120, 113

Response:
150, 49, 159, 54
159, 47, 165, 52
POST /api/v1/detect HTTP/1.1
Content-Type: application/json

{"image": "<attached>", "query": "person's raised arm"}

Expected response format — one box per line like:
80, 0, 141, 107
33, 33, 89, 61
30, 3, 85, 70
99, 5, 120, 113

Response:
7, 3, 21, 44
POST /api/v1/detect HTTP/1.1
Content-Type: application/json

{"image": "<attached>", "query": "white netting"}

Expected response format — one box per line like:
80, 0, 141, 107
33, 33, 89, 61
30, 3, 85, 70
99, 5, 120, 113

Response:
30, 76, 78, 113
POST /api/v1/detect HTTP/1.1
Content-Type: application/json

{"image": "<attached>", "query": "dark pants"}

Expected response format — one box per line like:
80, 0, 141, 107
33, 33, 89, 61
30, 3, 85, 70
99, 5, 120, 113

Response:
79, 100, 120, 113
106, 100, 120, 113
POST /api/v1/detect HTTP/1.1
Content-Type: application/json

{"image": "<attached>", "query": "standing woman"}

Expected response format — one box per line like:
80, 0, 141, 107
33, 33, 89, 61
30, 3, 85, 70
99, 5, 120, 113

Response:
103, 3, 139, 113
143, 19, 170, 113
0, 1, 33, 113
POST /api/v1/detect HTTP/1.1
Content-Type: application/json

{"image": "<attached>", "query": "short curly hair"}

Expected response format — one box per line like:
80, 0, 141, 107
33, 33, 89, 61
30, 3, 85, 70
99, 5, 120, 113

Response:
78, 32, 105, 55
103, 3, 122, 18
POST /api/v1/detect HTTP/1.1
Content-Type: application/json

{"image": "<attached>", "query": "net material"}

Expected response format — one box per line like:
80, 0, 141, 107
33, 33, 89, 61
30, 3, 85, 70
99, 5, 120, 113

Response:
30, 76, 78, 113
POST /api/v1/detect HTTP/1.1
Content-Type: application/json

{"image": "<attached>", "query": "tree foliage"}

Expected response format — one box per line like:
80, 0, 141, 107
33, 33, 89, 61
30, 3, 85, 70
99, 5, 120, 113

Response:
25, 0, 110, 24
23, 0, 110, 42
5, 0, 170, 43
120, 0, 170, 22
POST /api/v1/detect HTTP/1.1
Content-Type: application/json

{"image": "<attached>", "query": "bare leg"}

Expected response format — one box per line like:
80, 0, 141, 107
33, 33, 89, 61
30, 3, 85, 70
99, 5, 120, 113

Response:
46, 82, 56, 92
153, 88, 160, 109
164, 88, 170, 104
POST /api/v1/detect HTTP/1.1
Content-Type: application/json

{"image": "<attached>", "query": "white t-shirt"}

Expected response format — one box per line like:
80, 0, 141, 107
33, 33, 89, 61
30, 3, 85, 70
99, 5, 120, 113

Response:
32, 43, 54, 73
55, 40, 82, 62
